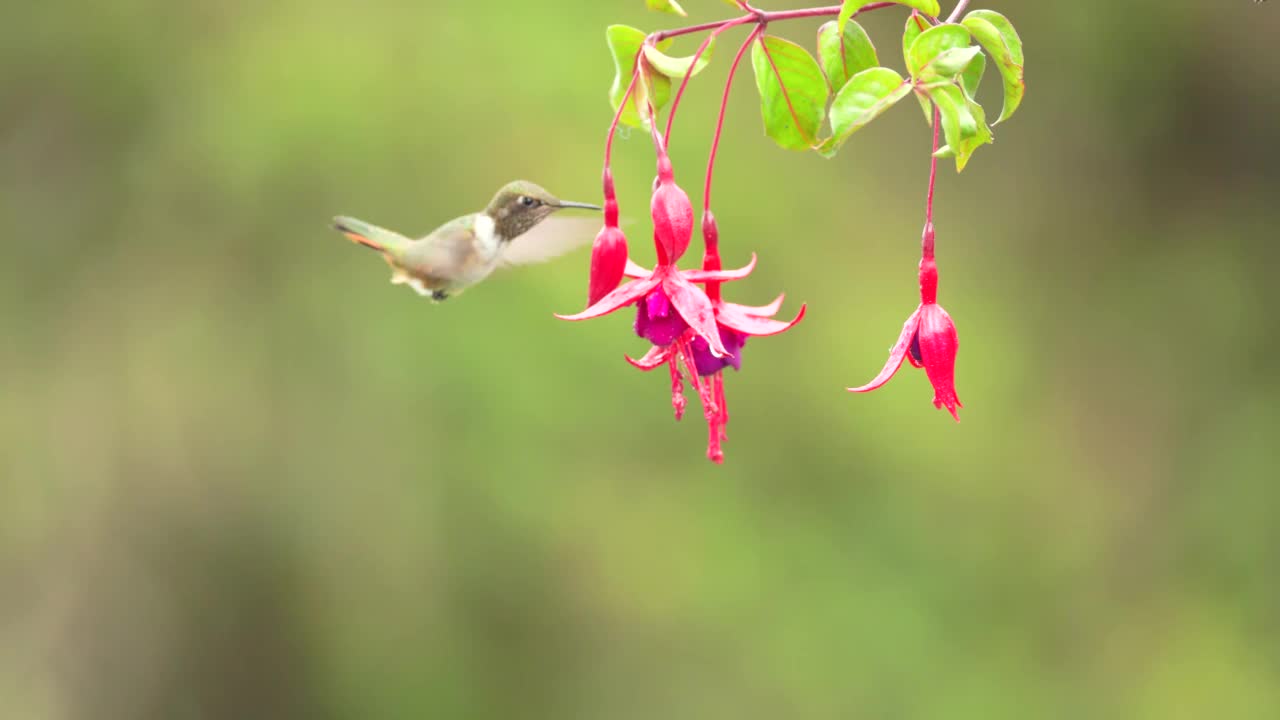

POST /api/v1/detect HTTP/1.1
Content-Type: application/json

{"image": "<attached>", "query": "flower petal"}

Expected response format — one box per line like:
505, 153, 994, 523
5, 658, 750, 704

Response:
729, 293, 786, 317
717, 301, 806, 337
624, 258, 652, 279
555, 276, 660, 321
664, 273, 728, 357
683, 253, 757, 283
652, 180, 694, 264
587, 225, 629, 306
916, 304, 962, 421
625, 344, 675, 370
848, 306, 923, 393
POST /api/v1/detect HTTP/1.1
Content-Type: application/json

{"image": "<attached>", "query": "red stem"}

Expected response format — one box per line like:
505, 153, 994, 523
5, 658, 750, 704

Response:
604, 51, 643, 169
923, 105, 940, 259
652, 2, 899, 43
945, 0, 971, 23
663, 16, 755, 145
704, 26, 762, 214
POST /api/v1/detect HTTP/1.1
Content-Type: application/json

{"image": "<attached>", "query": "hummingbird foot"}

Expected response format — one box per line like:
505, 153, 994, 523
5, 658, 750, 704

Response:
431, 290, 449, 302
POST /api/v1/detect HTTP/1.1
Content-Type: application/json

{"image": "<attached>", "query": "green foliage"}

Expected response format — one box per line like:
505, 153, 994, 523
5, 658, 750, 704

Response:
927, 82, 992, 170
819, 67, 911, 158
903, 12, 936, 125
645, 0, 688, 16
643, 37, 715, 79
906, 24, 972, 79
960, 50, 986, 99
817, 20, 879, 93
750, 35, 828, 151
962, 10, 1025, 123
607, 5, 1025, 164
606, 25, 671, 129
841, 0, 940, 36
917, 45, 982, 83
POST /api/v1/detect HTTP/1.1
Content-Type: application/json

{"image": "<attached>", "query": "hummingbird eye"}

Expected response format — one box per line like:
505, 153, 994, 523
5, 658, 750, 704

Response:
519, 195, 538, 208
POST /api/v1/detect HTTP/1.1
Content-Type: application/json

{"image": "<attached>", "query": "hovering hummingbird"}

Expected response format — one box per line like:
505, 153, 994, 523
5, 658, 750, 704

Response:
333, 181, 601, 302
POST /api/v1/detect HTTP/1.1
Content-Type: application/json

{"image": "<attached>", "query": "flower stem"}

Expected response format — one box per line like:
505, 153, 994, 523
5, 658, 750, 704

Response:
923, 105, 940, 259
663, 16, 754, 146
704, 26, 762, 214
945, 0, 971, 23
604, 52, 642, 169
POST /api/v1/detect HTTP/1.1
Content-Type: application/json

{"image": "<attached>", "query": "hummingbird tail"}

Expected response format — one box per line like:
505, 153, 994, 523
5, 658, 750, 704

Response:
332, 216, 406, 253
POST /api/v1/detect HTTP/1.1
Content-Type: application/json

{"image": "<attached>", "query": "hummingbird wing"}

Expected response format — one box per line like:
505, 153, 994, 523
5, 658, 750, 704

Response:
498, 216, 599, 267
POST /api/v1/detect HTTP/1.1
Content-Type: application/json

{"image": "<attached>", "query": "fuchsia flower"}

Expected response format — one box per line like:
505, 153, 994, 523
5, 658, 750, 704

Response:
558, 152, 742, 361
849, 222, 962, 420
624, 212, 805, 463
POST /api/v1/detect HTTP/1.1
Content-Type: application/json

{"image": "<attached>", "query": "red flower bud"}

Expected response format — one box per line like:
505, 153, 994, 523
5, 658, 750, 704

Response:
585, 168, 629, 305
651, 178, 693, 265
588, 223, 628, 306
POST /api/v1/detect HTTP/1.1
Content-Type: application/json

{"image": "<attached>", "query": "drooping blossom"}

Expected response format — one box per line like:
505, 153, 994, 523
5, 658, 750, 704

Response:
558, 146, 741, 363
625, 212, 805, 462
849, 222, 961, 420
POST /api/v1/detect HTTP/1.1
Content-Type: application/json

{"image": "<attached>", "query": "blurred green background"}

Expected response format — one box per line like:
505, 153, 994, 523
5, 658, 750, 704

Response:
3, 1, 1278, 718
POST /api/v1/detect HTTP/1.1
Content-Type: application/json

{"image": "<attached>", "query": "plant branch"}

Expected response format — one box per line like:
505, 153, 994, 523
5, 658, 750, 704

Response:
664, 15, 755, 145
945, 0, 971, 23
651, 2, 899, 44
704, 26, 762, 214
923, 105, 940, 258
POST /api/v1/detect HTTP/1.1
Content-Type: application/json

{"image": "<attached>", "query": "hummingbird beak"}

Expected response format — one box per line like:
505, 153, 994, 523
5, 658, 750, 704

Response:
554, 200, 602, 211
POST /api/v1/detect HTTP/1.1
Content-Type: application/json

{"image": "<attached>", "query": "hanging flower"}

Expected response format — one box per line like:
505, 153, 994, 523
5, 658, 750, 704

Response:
849, 223, 961, 420
625, 212, 805, 462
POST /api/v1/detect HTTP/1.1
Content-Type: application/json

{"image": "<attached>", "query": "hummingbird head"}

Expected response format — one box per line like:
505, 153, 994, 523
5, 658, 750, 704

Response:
486, 180, 601, 241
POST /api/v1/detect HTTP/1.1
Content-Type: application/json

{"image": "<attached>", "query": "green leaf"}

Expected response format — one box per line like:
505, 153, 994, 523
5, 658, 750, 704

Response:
902, 12, 929, 67
962, 10, 1024, 123
751, 35, 829, 151
643, 37, 714, 79
906, 24, 971, 79
646, 0, 687, 16
817, 20, 878, 93
960, 50, 985, 100
927, 83, 990, 171
954, 97, 993, 168
933, 99, 993, 168
896, 0, 941, 16
606, 25, 672, 129
918, 45, 981, 82
966, 10, 1023, 65
818, 67, 910, 157
903, 13, 933, 125
842, 0, 939, 34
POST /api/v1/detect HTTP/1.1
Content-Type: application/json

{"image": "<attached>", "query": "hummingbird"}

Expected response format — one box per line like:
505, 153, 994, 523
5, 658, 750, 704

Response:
333, 181, 601, 302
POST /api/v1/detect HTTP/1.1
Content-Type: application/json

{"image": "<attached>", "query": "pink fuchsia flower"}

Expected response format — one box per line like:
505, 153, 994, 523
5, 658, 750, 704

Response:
626, 288, 803, 463
558, 153, 742, 360
849, 222, 961, 420
625, 213, 805, 463
586, 168, 629, 306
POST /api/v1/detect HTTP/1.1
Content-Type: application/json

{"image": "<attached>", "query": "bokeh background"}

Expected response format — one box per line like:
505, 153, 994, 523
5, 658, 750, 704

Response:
3, 1, 1278, 718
